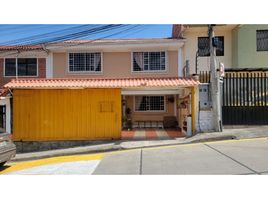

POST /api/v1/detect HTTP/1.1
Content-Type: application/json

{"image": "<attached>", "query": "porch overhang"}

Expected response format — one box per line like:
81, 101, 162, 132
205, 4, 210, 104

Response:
121, 88, 184, 95
4, 77, 200, 90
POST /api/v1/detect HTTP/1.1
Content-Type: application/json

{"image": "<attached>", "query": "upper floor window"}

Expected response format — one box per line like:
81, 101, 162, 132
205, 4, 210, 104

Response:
132, 51, 166, 72
256, 30, 268, 51
198, 36, 224, 57
69, 53, 102, 72
4, 58, 37, 77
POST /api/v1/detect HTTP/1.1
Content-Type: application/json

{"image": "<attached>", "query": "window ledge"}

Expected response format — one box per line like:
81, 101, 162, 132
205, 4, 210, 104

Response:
132, 70, 168, 73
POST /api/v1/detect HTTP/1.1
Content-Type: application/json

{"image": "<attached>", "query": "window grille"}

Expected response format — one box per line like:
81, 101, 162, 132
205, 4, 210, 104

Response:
198, 36, 224, 57
133, 52, 166, 71
135, 96, 165, 111
69, 53, 101, 72
257, 30, 268, 51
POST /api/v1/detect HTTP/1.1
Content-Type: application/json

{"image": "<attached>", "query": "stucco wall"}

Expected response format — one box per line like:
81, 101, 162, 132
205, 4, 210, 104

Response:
232, 24, 268, 68
52, 51, 178, 78
183, 28, 233, 74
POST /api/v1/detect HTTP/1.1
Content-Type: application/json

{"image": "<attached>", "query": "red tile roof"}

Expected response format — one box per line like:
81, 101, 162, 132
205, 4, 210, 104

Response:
0, 45, 43, 51
0, 88, 9, 97
4, 77, 199, 89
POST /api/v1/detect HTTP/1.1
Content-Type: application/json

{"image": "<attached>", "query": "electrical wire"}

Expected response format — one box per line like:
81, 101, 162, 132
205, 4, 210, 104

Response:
1, 24, 126, 45
0, 24, 147, 57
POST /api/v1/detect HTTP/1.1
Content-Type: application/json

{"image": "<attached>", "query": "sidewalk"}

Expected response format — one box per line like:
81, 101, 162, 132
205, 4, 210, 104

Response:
11, 126, 268, 162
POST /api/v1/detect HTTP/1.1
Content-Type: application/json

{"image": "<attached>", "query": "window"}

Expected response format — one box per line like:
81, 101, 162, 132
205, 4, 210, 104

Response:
4, 58, 37, 77
0, 106, 6, 133
257, 30, 268, 51
135, 96, 165, 111
198, 36, 224, 57
133, 52, 166, 72
69, 53, 102, 72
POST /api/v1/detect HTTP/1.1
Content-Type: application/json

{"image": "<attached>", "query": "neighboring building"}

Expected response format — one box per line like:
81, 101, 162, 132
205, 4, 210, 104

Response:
172, 24, 268, 74
232, 25, 268, 68
172, 24, 268, 129
0, 46, 48, 135
1, 39, 200, 142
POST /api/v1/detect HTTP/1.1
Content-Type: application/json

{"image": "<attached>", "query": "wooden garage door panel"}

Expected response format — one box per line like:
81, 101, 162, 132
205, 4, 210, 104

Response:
13, 89, 121, 141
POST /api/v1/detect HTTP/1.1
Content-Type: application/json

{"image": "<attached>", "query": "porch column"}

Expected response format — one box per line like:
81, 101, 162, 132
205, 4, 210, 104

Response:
122, 95, 126, 118
174, 94, 177, 117
191, 86, 198, 134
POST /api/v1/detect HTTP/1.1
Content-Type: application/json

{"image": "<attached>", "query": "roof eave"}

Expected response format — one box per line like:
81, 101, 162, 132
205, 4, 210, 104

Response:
46, 39, 185, 52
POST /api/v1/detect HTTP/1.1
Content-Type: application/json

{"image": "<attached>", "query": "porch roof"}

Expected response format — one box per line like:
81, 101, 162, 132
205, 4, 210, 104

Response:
4, 77, 199, 89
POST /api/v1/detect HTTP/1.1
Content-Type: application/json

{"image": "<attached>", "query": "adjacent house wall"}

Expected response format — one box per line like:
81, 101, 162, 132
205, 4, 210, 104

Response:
183, 28, 233, 74
53, 51, 178, 78
232, 24, 268, 68
0, 58, 46, 87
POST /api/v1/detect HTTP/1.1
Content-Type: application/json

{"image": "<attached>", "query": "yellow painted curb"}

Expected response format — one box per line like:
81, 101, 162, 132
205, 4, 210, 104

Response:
0, 154, 103, 174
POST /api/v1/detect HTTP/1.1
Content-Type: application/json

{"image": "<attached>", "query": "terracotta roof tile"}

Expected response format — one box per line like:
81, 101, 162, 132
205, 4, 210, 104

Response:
0, 45, 43, 51
4, 77, 199, 89
0, 88, 9, 97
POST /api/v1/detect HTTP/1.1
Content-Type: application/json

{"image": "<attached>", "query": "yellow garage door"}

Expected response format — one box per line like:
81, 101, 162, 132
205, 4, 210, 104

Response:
13, 89, 121, 141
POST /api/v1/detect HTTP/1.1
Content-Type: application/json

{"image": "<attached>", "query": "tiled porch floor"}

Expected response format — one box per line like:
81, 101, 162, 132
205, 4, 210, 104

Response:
121, 128, 184, 140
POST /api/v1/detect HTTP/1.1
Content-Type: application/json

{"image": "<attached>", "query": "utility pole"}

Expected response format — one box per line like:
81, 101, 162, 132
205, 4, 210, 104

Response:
208, 25, 222, 132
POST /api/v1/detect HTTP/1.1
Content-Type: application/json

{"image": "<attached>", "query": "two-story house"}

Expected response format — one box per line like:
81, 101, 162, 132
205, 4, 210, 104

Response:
1, 39, 199, 143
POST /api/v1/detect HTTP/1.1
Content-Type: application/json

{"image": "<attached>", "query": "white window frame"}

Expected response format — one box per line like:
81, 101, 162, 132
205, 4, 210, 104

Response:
4, 58, 39, 77
133, 95, 166, 113
131, 51, 168, 73
67, 52, 103, 74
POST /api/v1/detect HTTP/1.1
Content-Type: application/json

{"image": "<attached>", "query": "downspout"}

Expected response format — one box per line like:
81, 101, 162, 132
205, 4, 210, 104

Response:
15, 50, 19, 79
195, 50, 199, 74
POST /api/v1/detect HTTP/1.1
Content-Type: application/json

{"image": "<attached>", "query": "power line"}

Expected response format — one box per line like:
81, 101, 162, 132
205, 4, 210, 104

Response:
0, 24, 130, 45
0, 24, 147, 57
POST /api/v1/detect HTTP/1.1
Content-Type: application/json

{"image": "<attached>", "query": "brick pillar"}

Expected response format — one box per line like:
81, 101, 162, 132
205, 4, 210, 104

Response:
38, 58, 46, 78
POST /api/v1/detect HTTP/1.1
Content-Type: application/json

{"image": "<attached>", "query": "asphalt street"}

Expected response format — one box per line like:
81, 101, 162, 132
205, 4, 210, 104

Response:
2, 137, 268, 175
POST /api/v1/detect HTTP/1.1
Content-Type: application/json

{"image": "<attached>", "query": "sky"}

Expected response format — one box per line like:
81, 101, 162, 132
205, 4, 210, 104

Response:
0, 24, 173, 45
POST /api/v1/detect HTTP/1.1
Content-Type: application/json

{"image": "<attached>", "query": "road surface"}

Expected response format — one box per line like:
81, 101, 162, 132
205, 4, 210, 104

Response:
1, 137, 268, 175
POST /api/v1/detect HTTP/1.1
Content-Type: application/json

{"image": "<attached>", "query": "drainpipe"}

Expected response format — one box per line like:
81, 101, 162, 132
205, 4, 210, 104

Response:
195, 50, 199, 75
15, 51, 19, 79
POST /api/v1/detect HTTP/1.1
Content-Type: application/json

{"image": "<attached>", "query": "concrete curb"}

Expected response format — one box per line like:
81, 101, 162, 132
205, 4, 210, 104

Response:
10, 135, 239, 162
190, 135, 237, 143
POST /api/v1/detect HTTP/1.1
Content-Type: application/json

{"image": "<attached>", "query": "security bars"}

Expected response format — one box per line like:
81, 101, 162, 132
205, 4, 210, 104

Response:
69, 52, 101, 72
